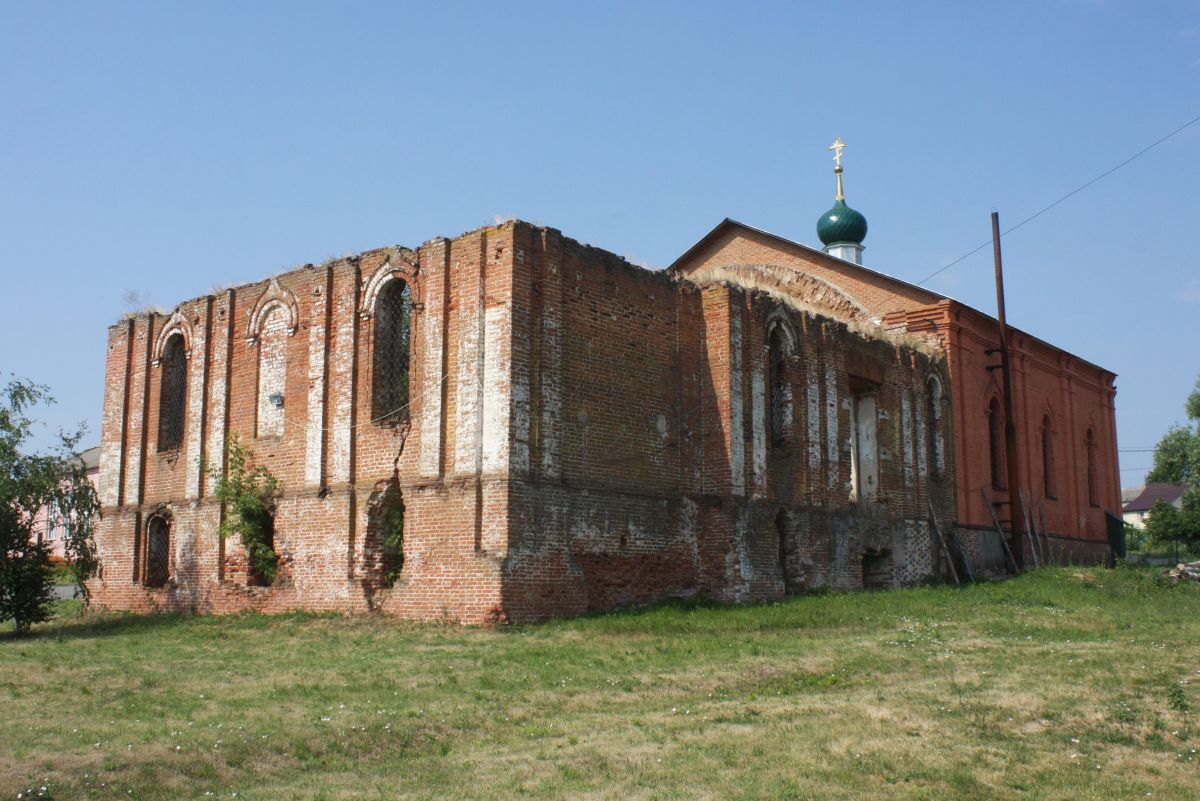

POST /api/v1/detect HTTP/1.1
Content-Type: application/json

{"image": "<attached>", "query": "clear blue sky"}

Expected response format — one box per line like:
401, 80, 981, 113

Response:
2, 1, 1197, 485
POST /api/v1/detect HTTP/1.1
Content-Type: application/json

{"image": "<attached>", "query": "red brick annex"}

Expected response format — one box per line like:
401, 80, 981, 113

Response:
90, 166, 1120, 623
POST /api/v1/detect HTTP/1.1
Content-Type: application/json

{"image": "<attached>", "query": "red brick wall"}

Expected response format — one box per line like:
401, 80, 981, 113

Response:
497, 225, 955, 619
674, 222, 1117, 564
934, 301, 1119, 546
91, 219, 977, 623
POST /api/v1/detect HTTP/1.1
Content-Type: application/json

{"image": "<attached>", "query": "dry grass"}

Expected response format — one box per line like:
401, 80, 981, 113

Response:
2, 566, 1198, 800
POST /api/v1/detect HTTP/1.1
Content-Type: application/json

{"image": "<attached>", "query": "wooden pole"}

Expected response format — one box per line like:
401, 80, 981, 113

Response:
992, 211, 1026, 571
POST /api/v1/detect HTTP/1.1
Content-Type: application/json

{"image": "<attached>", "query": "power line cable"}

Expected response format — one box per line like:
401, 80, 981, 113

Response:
916, 112, 1200, 286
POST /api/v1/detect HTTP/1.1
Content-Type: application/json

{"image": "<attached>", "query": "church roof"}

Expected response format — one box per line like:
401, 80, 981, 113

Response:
666, 217, 944, 304
666, 217, 1116, 380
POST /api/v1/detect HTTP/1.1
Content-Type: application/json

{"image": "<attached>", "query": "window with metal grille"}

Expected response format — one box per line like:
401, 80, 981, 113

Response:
767, 325, 790, 445
158, 334, 187, 451
372, 280, 412, 423
144, 516, 170, 588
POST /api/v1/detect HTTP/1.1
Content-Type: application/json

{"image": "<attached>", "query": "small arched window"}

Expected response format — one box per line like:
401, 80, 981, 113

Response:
925, 375, 944, 476
372, 280, 412, 423
158, 334, 187, 451
1041, 414, 1057, 499
1086, 427, 1098, 506
144, 516, 170, 588
987, 397, 1005, 490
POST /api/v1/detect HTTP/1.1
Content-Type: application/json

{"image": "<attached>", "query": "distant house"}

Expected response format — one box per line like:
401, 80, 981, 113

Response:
30, 445, 100, 562
1122, 483, 1186, 529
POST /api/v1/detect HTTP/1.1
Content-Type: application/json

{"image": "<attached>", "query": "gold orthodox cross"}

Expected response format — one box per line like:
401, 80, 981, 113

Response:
828, 137, 846, 169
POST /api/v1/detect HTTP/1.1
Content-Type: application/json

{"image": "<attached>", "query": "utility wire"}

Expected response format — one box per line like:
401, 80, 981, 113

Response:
916, 112, 1200, 286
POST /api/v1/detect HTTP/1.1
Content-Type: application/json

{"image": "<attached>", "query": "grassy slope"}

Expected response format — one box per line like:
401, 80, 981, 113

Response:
2, 567, 1198, 801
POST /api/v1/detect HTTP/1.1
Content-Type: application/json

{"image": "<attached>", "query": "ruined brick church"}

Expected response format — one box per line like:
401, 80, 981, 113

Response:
91, 149, 1120, 622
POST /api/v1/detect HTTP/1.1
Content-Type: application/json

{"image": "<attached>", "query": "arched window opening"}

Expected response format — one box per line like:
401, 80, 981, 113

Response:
767, 325, 791, 445
144, 516, 170, 588
255, 304, 289, 438
849, 381, 879, 502
372, 280, 412, 423
926, 375, 944, 477
158, 334, 187, 451
1042, 414, 1057, 500
988, 397, 1005, 490
1086, 427, 1098, 506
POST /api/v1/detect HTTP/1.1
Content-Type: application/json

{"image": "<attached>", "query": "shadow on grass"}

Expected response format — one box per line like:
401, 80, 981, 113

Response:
2, 609, 192, 642
7, 567, 1161, 643
3, 604, 353, 643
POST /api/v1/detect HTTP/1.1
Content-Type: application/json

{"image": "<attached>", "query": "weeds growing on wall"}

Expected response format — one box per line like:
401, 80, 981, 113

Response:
211, 435, 278, 586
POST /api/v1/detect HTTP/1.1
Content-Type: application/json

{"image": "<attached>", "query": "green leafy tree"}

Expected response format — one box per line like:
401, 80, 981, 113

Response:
0, 378, 101, 634
1143, 375, 1200, 556
1147, 376, 1200, 489
211, 434, 279, 585
1143, 498, 1200, 554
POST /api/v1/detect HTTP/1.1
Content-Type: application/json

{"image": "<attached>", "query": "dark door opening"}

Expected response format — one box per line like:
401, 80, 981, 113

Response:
862, 549, 891, 590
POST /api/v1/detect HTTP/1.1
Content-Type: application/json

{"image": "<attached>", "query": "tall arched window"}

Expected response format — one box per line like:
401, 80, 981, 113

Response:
158, 334, 187, 451
372, 280, 412, 423
1086, 427, 1098, 506
926, 375, 944, 477
1041, 414, 1057, 499
988, 397, 1004, 490
767, 325, 791, 444
144, 516, 170, 588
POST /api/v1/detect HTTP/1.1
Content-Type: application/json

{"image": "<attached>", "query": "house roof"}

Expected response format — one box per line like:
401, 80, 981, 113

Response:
1122, 483, 1186, 513
77, 445, 101, 472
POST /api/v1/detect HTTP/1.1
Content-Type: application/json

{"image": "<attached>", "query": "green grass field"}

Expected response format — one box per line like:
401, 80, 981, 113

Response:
2, 566, 1198, 801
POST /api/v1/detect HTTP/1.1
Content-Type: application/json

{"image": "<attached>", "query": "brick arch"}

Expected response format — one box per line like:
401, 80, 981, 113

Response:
152, 311, 194, 365
247, 278, 299, 344
925, 368, 945, 401
360, 251, 421, 317
763, 307, 798, 354
685, 263, 872, 323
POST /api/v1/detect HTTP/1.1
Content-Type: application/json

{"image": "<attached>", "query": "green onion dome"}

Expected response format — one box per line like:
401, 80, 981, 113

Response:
816, 199, 868, 246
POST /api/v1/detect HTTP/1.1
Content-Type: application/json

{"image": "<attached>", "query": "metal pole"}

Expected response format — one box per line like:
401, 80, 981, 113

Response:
992, 211, 1026, 571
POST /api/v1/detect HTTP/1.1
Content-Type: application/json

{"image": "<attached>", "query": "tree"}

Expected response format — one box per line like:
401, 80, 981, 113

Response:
0, 378, 100, 634
1147, 375, 1200, 489
1144, 498, 1200, 554
1143, 375, 1200, 555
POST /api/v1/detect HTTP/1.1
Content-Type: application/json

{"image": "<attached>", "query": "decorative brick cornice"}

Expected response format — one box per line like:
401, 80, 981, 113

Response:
151, 311, 194, 366
246, 278, 299, 345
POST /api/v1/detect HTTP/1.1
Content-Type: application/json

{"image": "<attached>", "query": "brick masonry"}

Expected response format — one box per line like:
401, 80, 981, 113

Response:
90, 218, 1118, 623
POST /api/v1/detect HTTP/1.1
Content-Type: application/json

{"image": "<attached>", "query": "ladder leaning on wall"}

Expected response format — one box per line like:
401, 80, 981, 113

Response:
929, 499, 975, 584
981, 487, 1022, 575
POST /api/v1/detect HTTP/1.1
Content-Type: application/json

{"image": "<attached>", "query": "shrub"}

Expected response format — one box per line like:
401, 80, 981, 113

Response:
211, 435, 279, 586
